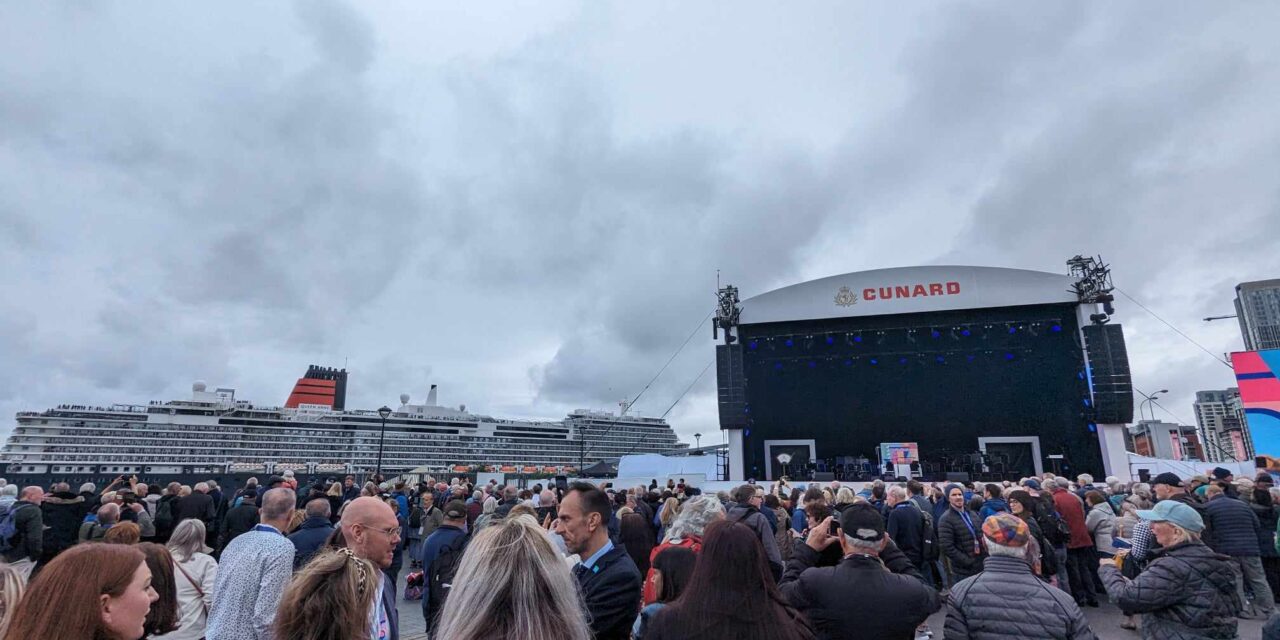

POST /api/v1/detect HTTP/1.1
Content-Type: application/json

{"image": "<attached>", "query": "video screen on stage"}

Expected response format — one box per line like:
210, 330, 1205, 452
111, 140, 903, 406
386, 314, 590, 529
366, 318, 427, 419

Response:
737, 303, 1102, 480
1233, 349, 1280, 468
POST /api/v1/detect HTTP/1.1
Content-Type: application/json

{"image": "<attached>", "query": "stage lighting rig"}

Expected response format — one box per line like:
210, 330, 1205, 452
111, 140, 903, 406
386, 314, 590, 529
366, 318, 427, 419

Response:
1067, 255, 1116, 325
713, 284, 742, 344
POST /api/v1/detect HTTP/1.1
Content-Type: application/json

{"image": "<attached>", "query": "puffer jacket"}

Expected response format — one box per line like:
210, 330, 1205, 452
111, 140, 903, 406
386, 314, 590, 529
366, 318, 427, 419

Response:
1085, 502, 1116, 555
1203, 495, 1261, 557
1099, 541, 1241, 640
945, 555, 1095, 640
938, 507, 986, 578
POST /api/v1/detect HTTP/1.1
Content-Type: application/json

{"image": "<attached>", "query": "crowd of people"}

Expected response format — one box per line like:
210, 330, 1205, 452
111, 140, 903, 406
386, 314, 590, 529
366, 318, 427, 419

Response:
2, 466, 1280, 639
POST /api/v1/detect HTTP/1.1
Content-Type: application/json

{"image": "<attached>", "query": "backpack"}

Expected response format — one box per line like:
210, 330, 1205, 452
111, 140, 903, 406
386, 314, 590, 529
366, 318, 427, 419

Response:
1039, 510, 1072, 546
0, 503, 34, 554
155, 497, 175, 532
919, 507, 940, 562
427, 533, 470, 624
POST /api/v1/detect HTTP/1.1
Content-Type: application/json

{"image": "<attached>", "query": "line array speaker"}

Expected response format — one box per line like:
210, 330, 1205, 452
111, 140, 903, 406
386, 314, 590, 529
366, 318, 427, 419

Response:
716, 344, 747, 429
1082, 323, 1134, 424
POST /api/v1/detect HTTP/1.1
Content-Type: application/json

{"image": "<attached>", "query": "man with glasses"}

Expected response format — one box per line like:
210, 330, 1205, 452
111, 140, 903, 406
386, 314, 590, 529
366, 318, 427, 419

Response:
340, 496, 403, 640
726, 483, 784, 580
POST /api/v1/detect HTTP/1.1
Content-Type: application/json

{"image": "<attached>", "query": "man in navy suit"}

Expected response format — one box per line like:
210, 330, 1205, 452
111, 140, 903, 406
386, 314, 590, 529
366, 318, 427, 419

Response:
559, 482, 642, 640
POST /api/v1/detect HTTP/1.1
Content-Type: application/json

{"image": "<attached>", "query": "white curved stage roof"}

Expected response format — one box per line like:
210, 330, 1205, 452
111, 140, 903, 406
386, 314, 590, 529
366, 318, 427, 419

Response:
740, 265, 1079, 325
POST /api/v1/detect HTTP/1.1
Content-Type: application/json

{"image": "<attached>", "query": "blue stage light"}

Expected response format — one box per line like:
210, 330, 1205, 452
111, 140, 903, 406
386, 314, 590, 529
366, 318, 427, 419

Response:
961, 329, 971, 337
1005, 352, 1016, 360
748, 340, 758, 350
1008, 326, 1017, 334
1078, 371, 1086, 380
899, 357, 908, 365
785, 338, 794, 348
854, 335, 863, 343
869, 358, 878, 365
1087, 422, 1097, 433
774, 363, 784, 370
1051, 324, 1063, 333
1082, 398, 1092, 408
808, 361, 817, 368
966, 354, 976, 362
931, 330, 941, 339
936, 356, 945, 363
844, 359, 853, 366
826, 336, 835, 346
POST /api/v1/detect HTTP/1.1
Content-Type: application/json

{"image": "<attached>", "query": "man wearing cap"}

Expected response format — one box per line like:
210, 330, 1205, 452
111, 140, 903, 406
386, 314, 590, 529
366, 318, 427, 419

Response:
780, 503, 940, 639
1149, 472, 1213, 546
1204, 483, 1276, 619
420, 500, 469, 633
945, 513, 1094, 639
1100, 500, 1241, 639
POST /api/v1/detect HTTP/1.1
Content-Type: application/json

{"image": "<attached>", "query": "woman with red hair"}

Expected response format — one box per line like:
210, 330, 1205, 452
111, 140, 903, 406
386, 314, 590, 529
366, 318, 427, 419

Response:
4, 543, 158, 640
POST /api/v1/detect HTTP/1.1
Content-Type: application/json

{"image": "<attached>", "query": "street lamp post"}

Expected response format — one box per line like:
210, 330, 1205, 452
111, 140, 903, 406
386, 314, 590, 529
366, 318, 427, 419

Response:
1139, 390, 1168, 422
375, 406, 392, 482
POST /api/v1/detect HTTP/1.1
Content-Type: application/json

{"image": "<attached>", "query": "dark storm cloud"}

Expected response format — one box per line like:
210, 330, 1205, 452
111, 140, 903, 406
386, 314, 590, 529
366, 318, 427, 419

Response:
1, 2, 1278, 445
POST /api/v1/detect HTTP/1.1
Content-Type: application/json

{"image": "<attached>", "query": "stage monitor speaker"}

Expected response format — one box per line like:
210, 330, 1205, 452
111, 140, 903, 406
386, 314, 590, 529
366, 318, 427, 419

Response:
814, 472, 835, 482
946, 471, 971, 482
716, 344, 748, 429
1082, 323, 1134, 424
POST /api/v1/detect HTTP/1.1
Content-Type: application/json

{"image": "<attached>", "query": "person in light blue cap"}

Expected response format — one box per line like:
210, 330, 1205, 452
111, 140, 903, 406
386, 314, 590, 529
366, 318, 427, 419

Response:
1098, 499, 1242, 640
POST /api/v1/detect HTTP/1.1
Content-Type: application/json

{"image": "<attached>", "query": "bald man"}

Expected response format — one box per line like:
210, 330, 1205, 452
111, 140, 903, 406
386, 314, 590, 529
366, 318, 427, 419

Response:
208, 487, 296, 640
339, 496, 401, 640
1, 486, 44, 579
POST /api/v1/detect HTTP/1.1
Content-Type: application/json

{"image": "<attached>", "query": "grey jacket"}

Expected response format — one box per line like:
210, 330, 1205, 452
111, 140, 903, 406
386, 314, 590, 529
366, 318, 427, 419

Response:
726, 505, 783, 577
1099, 541, 1241, 640
945, 555, 1095, 640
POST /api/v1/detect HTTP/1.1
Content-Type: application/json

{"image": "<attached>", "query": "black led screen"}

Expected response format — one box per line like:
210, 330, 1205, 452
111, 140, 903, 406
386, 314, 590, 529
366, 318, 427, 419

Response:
735, 303, 1103, 479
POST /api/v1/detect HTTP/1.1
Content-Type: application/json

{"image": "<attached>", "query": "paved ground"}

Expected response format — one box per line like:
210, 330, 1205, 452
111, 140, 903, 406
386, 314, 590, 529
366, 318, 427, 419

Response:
390, 564, 1269, 639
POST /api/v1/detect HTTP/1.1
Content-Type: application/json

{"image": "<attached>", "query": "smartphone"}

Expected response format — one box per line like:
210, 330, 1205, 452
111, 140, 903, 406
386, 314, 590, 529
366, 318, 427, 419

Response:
828, 520, 841, 536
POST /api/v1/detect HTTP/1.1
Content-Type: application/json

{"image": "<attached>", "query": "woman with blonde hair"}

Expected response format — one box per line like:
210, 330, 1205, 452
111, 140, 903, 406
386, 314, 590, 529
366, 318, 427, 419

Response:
155, 519, 217, 640
432, 515, 591, 640
274, 548, 379, 640
657, 497, 680, 541
0, 565, 24, 639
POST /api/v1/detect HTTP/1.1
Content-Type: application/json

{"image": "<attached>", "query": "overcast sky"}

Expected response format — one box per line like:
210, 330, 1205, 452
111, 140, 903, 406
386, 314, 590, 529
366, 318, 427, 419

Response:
2, 2, 1278, 448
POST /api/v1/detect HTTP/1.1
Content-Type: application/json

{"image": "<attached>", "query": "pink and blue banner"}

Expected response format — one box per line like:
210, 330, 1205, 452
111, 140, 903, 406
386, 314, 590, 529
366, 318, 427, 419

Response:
1233, 349, 1280, 467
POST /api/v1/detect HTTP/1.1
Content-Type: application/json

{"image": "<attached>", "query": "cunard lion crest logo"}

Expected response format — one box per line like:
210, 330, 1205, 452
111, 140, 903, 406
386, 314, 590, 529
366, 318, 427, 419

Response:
834, 286, 858, 307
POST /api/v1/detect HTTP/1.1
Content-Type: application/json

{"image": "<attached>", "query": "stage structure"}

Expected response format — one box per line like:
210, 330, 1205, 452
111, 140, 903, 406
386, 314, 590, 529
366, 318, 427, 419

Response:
714, 258, 1133, 482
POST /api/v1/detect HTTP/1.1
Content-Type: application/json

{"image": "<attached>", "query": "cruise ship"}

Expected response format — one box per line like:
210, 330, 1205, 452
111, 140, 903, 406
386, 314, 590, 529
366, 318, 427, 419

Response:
1, 366, 685, 487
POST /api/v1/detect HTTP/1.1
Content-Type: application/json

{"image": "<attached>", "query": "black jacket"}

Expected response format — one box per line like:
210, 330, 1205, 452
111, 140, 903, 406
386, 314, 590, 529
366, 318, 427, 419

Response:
886, 502, 925, 569
945, 555, 1093, 640
780, 544, 939, 640
938, 507, 986, 577
1204, 495, 1261, 557
40, 492, 86, 559
220, 504, 259, 549
1100, 541, 1240, 640
576, 544, 642, 640
288, 516, 335, 569
1, 501, 42, 562
176, 492, 216, 524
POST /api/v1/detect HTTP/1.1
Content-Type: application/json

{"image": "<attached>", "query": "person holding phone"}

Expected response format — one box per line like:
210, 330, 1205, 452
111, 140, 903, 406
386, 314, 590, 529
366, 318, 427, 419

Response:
779, 503, 940, 639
